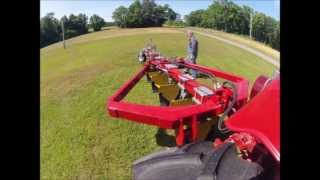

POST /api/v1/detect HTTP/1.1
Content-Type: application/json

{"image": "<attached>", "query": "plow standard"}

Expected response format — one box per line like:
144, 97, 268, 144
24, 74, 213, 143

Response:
106, 44, 280, 180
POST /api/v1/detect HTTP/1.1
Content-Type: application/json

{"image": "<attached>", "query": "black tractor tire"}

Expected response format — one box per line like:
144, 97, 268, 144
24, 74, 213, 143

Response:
133, 153, 203, 180
133, 142, 264, 180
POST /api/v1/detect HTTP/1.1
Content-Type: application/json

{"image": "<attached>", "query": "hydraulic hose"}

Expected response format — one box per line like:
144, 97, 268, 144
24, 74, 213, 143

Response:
172, 60, 237, 134
172, 61, 218, 89
217, 81, 237, 134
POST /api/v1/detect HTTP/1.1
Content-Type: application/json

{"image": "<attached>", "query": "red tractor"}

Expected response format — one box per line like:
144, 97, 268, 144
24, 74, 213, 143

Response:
107, 45, 280, 180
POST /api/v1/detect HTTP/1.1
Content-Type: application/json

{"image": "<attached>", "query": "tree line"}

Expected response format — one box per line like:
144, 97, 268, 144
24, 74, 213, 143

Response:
40, 0, 179, 48
184, 0, 280, 50
40, 13, 108, 48
112, 0, 178, 28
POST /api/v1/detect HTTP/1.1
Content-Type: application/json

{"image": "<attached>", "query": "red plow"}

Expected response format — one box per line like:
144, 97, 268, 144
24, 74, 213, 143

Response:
106, 45, 280, 180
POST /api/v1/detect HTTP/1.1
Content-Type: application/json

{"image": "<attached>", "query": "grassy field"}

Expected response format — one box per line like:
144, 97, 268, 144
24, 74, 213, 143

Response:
41, 27, 277, 179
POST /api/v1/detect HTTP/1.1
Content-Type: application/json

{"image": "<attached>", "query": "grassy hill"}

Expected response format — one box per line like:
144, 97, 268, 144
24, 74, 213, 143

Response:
40, 27, 277, 179
187, 27, 280, 61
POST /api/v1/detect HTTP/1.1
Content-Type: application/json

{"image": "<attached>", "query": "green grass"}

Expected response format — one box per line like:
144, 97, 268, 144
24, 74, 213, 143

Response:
41, 28, 277, 179
188, 27, 280, 61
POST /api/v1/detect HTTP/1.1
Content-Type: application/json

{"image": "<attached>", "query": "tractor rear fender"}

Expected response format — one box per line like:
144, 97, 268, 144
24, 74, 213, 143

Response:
226, 75, 280, 162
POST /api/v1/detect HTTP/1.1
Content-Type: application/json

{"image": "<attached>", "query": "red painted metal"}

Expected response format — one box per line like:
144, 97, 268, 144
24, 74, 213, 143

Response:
225, 74, 280, 162
107, 52, 249, 145
250, 75, 270, 99
176, 118, 185, 146
227, 132, 257, 153
191, 115, 198, 141
213, 138, 224, 147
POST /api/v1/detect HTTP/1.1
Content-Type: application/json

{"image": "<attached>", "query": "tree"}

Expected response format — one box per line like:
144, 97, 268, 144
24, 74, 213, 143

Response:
184, 10, 205, 27
207, 0, 228, 31
77, 13, 89, 34
241, 5, 253, 35
127, 0, 143, 27
141, 0, 157, 26
112, 0, 177, 28
252, 12, 267, 43
40, 13, 61, 48
89, 14, 106, 31
162, 4, 177, 21
40, 13, 91, 48
112, 6, 129, 28
61, 13, 88, 39
184, 0, 280, 50
271, 23, 280, 50
153, 4, 171, 26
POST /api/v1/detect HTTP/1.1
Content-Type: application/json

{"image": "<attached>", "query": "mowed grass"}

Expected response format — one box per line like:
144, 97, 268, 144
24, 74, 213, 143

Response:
188, 27, 280, 61
41, 28, 277, 180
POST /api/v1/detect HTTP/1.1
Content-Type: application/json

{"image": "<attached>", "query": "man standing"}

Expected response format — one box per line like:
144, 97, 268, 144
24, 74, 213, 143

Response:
187, 31, 198, 78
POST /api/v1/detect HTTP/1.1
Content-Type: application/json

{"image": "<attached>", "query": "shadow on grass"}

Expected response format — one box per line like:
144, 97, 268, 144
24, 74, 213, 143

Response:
155, 128, 176, 147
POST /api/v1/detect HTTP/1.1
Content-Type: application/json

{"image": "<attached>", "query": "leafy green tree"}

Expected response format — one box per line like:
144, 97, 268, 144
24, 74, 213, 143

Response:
207, 1, 227, 31
89, 14, 106, 31
240, 5, 253, 35
184, 0, 280, 50
112, 6, 129, 28
112, 0, 177, 28
264, 16, 277, 44
184, 10, 205, 26
61, 13, 88, 39
140, 0, 157, 26
153, 4, 176, 26
252, 12, 267, 42
40, 13, 61, 47
270, 23, 280, 50
127, 0, 143, 27
162, 4, 177, 21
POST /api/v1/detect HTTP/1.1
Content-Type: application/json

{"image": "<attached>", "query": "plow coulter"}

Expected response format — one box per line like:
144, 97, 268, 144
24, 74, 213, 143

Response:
106, 44, 280, 180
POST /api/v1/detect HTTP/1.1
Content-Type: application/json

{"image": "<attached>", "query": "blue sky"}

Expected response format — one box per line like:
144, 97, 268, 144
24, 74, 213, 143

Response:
40, 0, 280, 21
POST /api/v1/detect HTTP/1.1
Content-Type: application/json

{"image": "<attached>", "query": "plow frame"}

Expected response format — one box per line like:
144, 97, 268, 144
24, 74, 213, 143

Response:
107, 59, 249, 145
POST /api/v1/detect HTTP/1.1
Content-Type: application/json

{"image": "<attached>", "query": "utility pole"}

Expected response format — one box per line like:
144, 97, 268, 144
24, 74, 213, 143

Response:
61, 20, 66, 49
249, 11, 253, 39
